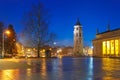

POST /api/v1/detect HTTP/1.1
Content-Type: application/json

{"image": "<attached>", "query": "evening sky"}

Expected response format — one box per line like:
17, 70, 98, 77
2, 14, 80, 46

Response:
0, 0, 120, 46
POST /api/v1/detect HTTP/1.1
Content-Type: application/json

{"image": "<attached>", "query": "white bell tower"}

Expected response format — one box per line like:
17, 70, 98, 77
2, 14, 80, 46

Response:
73, 19, 83, 56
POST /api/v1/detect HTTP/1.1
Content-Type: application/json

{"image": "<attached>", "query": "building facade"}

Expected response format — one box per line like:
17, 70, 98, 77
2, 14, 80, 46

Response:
92, 28, 120, 57
62, 46, 73, 56
73, 19, 83, 56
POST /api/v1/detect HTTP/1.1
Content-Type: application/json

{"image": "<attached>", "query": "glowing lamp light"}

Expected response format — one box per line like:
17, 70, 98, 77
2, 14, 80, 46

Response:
5, 30, 10, 35
27, 49, 31, 52
91, 46, 93, 49
53, 42, 56, 45
41, 55, 46, 58
58, 55, 62, 59
49, 48, 52, 50
43, 49, 45, 52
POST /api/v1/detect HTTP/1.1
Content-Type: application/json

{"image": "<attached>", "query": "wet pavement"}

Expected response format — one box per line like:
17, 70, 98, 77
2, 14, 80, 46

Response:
0, 57, 120, 80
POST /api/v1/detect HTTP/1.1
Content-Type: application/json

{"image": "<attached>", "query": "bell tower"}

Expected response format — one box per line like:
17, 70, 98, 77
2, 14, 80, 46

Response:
73, 18, 83, 56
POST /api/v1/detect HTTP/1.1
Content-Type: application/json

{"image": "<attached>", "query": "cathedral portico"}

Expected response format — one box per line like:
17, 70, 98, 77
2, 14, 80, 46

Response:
93, 26, 120, 57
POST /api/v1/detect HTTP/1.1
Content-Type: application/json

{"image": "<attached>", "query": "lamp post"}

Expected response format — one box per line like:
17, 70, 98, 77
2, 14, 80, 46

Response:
2, 32, 5, 58
53, 42, 56, 56
2, 30, 10, 58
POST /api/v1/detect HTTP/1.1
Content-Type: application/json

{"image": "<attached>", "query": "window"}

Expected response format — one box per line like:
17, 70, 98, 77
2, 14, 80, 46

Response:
79, 33, 81, 37
107, 41, 110, 55
111, 40, 114, 54
102, 39, 119, 56
76, 27, 78, 30
115, 39, 119, 55
76, 33, 78, 37
102, 41, 106, 55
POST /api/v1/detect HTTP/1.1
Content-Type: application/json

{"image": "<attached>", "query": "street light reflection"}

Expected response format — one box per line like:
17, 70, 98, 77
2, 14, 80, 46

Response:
27, 60, 32, 66
1, 70, 17, 80
27, 68, 32, 76
88, 57, 93, 80
41, 59, 47, 77
88, 57, 93, 74
101, 58, 120, 80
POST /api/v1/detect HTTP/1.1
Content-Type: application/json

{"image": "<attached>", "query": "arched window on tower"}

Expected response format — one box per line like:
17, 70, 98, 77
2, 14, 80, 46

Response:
76, 27, 79, 30
76, 33, 78, 37
79, 33, 81, 37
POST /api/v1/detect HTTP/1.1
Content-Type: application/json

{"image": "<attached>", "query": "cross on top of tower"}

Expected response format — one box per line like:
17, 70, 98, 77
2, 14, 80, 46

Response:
75, 18, 81, 26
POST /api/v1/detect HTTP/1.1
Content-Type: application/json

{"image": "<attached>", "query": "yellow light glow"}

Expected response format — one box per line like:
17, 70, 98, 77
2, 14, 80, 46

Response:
111, 40, 114, 54
115, 39, 119, 56
58, 55, 62, 58
102, 41, 106, 55
27, 49, 31, 52
41, 52, 46, 57
107, 41, 110, 54
1, 70, 14, 80
27, 69, 32, 76
41, 59, 47, 76
57, 49, 62, 53
5, 30, 10, 35
43, 49, 45, 52
102, 39, 119, 57
49, 48, 52, 50
41, 55, 46, 57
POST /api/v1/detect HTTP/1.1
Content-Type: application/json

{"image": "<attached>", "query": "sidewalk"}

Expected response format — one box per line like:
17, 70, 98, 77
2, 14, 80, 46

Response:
0, 58, 41, 80
0, 58, 31, 70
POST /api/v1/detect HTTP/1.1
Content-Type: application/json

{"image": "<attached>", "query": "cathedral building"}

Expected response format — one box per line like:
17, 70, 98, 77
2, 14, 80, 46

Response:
93, 25, 120, 57
73, 19, 83, 56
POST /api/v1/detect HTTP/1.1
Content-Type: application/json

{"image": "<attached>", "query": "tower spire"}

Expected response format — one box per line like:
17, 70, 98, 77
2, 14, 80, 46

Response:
75, 18, 81, 25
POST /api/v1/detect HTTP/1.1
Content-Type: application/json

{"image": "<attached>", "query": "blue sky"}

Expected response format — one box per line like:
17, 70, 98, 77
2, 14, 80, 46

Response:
0, 0, 120, 47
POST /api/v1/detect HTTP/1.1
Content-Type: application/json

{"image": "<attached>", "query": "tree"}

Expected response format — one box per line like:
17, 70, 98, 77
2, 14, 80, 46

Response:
5, 24, 17, 56
0, 22, 4, 54
22, 2, 56, 58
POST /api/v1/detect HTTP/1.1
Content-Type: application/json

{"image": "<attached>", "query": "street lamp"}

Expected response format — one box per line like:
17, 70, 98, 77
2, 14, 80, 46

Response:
2, 30, 10, 58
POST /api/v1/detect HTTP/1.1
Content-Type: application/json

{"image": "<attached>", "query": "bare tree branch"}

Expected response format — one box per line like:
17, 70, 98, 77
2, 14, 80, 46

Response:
21, 2, 56, 57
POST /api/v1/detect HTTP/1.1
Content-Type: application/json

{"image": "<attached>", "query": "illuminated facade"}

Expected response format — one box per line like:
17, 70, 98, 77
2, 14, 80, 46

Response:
24, 47, 37, 57
73, 19, 83, 56
93, 28, 120, 57
16, 42, 24, 56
